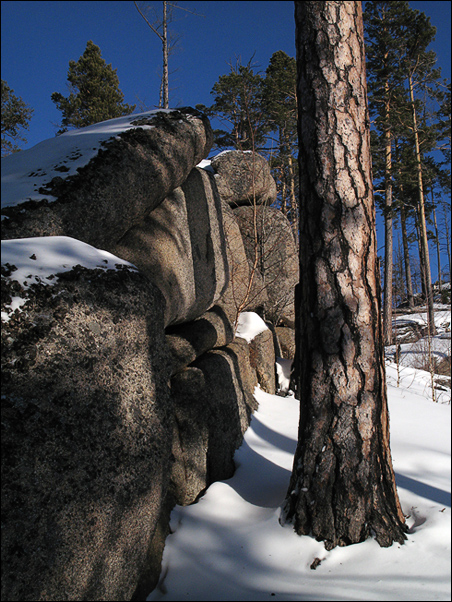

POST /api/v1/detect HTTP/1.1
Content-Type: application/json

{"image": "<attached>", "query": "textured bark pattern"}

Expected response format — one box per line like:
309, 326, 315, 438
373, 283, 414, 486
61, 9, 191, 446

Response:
284, 1, 407, 549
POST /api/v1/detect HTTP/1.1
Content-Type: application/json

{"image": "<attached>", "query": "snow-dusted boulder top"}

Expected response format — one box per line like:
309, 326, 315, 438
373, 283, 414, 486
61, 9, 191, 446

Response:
1, 107, 213, 248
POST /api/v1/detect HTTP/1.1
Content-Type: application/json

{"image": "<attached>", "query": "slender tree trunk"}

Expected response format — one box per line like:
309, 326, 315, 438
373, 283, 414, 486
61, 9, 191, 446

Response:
284, 1, 407, 550
432, 199, 442, 290
162, 1, 169, 109
444, 206, 451, 282
400, 203, 415, 308
383, 90, 393, 345
408, 73, 436, 334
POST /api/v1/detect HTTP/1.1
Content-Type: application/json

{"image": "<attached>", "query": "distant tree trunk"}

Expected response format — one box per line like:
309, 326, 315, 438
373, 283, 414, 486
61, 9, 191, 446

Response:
408, 73, 436, 334
162, 0, 169, 109
400, 202, 415, 308
432, 199, 442, 291
444, 206, 451, 282
283, 1, 407, 550
383, 94, 394, 345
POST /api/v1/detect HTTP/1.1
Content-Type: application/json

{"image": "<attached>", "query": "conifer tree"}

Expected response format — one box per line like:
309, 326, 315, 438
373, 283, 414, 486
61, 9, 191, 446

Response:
264, 51, 298, 234
51, 41, 135, 134
364, 1, 408, 344
284, 0, 407, 550
365, 2, 448, 333
198, 58, 269, 151
1, 80, 34, 156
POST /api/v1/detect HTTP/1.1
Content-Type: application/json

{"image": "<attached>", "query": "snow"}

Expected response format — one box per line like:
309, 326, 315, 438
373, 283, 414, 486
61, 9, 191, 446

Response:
1, 109, 174, 209
197, 159, 215, 173
275, 358, 293, 395
235, 311, 269, 342
1, 236, 136, 321
387, 309, 451, 376
147, 344, 451, 601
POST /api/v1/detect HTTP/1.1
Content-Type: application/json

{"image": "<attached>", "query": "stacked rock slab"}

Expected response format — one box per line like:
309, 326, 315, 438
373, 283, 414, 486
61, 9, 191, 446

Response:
1, 123, 297, 601
209, 150, 298, 327
113, 167, 229, 327
1, 109, 213, 249
1, 265, 173, 602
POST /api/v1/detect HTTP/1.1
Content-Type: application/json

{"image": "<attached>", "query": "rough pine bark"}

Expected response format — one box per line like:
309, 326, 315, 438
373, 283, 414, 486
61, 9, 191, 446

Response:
283, 1, 407, 550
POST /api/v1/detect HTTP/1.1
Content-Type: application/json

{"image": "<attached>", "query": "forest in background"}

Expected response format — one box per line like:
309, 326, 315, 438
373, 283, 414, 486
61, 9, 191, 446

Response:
2, 1, 451, 336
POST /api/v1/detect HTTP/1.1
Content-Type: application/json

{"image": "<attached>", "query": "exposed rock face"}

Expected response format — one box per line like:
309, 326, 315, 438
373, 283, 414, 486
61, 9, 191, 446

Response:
233, 205, 299, 326
1, 266, 173, 602
247, 328, 276, 394
191, 338, 258, 483
211, 150, 277, 207
1, 109, 213, 250
276, 326, 296, 360
166, 306, 234, 375
217, 199, 268, 325
1, 113, 298, 601
113, 167, 229, 326
170, 339, 257, 506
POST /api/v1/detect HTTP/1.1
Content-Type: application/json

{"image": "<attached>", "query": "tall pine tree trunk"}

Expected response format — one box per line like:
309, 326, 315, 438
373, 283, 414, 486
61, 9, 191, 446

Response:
284, 1, 407, 550
432, 200, 442, 290
408, 73, 436, 334
400, 203, 415, 308
383, 91, 393, 345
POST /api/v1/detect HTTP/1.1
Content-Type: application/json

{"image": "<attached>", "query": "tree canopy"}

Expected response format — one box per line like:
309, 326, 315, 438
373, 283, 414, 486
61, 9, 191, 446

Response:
51, 40, 135, 134
1, 80, 34, 157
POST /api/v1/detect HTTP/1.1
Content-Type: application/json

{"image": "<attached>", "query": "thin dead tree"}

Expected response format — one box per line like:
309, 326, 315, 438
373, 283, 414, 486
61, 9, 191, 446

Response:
134, 1, 203, 108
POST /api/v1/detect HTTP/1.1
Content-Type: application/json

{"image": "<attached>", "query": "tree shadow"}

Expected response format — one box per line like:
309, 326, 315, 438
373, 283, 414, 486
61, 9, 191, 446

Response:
395, 472, 451, 507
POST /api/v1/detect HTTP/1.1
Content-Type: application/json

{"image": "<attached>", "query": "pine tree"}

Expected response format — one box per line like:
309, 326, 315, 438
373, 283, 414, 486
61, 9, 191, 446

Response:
198, 58, 269, 151
263, 51, 299, 235
1, 80, 34, 156
283, 0, 407, 550
365, 2, 449, 334
51, 41, 135, 134
364, 1, 408, 344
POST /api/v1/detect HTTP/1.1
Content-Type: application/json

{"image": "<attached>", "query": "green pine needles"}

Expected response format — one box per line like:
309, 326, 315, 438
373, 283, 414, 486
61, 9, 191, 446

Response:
51, 40, 135, 134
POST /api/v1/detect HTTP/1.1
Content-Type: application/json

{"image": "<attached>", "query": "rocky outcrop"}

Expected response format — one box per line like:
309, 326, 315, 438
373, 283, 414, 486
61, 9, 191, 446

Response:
165, 306, 234, 375
217, 199, 268, 325
276, 326, 296, 360
171, 338, 257, 506
1, 118, 299, 601
248, 328, 276, 394
1, 265, 173, 602
113, 167, 229, 326
1, 108, 213, 250
210, 150, 277, 207
233, 205, 299, 326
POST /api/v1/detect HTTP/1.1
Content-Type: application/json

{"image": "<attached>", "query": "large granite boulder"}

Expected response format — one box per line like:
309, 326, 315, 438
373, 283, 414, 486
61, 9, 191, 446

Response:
1, 108, 213, 251
233, 205, 299, 326
275, 326, 296, 359
210, 150, 277, 207
165, 305, 234, 375
247, 328, 276, 394
1, 247, 173, 602
113, 167, 229, 327
217, 199, 267, 326
168, 336, 258, 507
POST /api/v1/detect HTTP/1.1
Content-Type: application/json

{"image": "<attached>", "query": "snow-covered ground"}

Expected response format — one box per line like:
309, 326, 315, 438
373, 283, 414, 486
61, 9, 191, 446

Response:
387, 309, 451, 387
147, 313, 451, 602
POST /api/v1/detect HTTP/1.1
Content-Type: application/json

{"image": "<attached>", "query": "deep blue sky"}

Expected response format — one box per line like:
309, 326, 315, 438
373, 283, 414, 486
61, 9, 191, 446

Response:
2, 1, 451, 280
1, 0, 297, 147
2, 1, 450, 150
